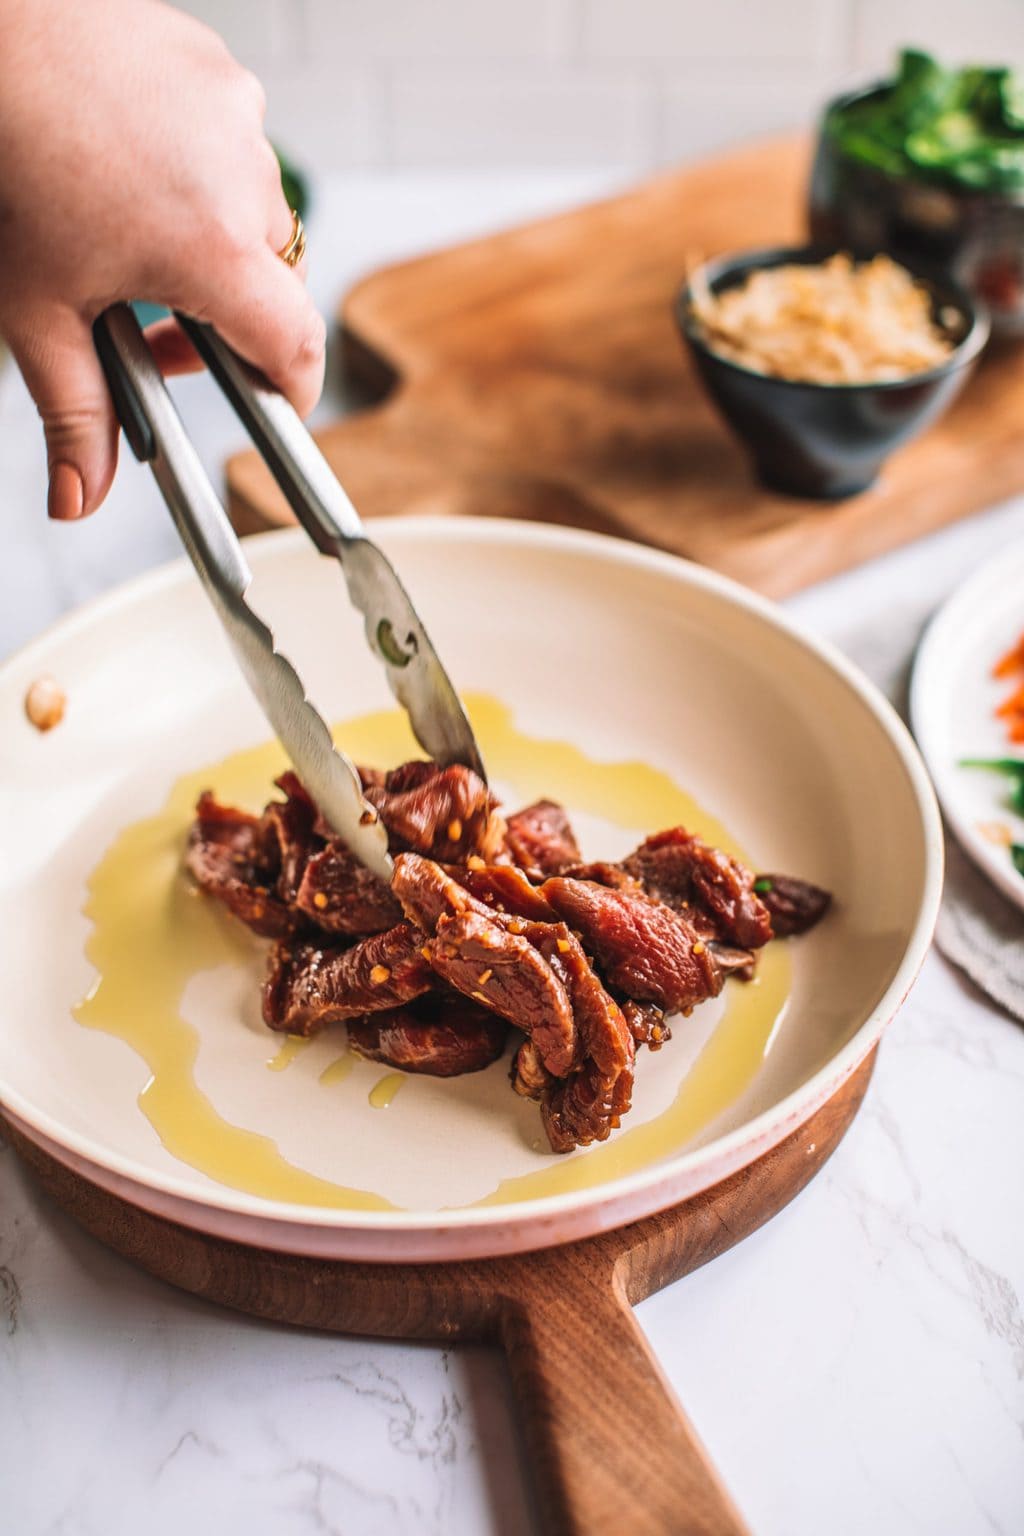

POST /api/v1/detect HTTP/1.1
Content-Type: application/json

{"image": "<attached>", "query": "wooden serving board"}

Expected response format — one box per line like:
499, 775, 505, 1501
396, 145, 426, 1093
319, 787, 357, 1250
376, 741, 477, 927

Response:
227, 137, 1024, 598
6, 1049, 874, 1536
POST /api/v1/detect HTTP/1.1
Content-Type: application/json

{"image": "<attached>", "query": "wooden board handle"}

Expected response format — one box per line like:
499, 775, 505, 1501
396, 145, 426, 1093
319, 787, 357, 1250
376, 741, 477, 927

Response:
497, 1258, 750, 1536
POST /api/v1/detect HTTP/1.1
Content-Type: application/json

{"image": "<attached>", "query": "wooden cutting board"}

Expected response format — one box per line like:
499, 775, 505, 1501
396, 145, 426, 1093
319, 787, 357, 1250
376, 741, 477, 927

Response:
226, 136, 1024, 598
4, 1048, 874, 1536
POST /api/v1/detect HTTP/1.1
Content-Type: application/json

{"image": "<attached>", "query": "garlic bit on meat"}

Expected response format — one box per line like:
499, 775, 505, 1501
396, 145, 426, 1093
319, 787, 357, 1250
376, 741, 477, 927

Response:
24, 674, 66, 732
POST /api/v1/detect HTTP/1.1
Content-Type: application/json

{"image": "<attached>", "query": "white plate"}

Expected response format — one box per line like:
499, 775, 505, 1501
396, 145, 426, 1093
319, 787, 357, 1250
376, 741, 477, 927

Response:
911, 537, 1024, 914
0, 518, 942, 1260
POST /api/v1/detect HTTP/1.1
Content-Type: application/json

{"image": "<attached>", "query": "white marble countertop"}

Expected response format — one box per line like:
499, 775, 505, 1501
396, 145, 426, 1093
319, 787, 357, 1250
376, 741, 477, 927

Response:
2, 174, 1023, 1536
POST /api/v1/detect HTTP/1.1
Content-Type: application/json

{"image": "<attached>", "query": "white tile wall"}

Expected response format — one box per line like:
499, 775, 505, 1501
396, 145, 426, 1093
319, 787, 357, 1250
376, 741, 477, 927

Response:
581, 0, 846, 63
303, 0, 576, 62
655, 63, 846, 166
853, 0, 1024, 72
175, 0, 1024, 174
389, 68, 650, 169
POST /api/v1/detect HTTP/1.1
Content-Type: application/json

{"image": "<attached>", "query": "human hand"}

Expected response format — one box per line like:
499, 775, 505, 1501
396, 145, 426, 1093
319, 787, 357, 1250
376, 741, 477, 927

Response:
0, 0, 325, 520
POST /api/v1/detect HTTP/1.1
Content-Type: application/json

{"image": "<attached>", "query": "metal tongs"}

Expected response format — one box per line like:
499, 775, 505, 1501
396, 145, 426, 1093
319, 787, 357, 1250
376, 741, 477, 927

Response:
93, 304, 485, 884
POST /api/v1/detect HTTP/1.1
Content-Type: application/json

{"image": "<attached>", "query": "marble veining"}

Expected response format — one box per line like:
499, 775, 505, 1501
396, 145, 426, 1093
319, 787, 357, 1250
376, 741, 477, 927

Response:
2, 174, 1024, 1536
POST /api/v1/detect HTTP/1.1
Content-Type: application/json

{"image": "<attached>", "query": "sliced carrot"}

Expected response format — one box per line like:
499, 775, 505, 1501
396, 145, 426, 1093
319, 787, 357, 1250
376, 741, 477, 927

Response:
994, 650, 1024, 678
994, 631, 1024, 678
990, 627, 1024, 743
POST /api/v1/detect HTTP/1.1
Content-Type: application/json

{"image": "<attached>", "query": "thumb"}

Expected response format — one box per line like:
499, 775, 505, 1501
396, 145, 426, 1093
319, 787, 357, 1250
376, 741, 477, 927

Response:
10, 310, 120, 520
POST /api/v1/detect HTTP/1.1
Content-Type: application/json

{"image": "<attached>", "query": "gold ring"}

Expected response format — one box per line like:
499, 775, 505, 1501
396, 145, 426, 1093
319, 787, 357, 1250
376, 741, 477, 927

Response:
277, 209, 306, 268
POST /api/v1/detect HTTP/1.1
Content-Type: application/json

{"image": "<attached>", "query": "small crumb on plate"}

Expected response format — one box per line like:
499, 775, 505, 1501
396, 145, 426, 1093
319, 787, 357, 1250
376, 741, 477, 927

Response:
24, 675, 66, 732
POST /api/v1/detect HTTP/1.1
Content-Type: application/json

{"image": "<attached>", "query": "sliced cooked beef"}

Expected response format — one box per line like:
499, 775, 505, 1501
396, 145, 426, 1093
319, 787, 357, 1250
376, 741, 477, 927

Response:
756, 873, 832, 937
274, 769, 336, 840
542, 1040, 633, 1153
452, 863, 558, 921
561, 860, 642, 892
263, 794, 317, 904
511, 1038, 552, 1100
522, 921, 626, 1079
505, 799, 581, 877
186, 792, 296, 938
620, 999, 671, 1050
392, 852, 488, 931
395, 852, 559, 930
263, 922, 433, 1035
382, 760, 440, 794
347, 994, 508, 1076
542, 877, 724, 1013
364, 763, 505, 862
294, 843, 403, 935
526, 923, 635, 1152
622, 827, 772, 950
708, 943, 757, 980
426, 910, 576, 1076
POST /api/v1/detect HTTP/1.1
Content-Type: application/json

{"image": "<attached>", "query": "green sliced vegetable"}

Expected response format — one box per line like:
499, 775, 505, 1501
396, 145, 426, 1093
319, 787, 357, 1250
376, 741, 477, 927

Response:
906, 111, 986, 166
959, 757, 1024, 815
753, 878, 773, 894
1012, 845, 1024, 878
829, 48, 1024, 194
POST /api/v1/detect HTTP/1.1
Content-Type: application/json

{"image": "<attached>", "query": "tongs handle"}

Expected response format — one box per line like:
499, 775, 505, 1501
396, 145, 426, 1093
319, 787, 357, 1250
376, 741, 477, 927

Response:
92, 310, 157, 465
91, 306, 251, 596
174, 314, 362, 554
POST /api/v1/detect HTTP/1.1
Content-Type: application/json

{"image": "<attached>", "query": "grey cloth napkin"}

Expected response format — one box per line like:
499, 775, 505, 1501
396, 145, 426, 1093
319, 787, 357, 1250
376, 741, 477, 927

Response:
830, 607, 1024, 1024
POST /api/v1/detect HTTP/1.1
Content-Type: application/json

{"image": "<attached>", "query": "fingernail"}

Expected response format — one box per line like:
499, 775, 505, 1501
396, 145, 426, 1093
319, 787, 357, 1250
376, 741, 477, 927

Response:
48, 462, 84, 521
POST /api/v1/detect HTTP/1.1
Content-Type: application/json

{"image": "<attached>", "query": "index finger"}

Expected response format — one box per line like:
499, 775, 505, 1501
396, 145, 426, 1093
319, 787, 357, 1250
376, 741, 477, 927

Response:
177, 248, 326, 417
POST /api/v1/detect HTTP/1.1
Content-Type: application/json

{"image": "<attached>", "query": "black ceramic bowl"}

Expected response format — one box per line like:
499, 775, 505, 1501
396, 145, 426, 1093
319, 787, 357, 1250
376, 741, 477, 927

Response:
676, 245, 988, 500
810, 83, 1024, 337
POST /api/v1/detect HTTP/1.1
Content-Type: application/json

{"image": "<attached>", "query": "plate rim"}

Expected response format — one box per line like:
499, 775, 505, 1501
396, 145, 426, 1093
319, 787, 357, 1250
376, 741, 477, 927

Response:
0, 515, 944, 1235
909, 535, 1024, 915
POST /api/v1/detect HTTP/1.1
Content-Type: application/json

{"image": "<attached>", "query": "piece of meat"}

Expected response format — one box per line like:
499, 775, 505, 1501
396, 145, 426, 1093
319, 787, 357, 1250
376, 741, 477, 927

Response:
756, 873, 832, 937
505, 799, 581, 877
542, 876, 724, 1014
526, 924, 635, 1152
295, 842, 403, 935
511, 1038, 552, 1100
364, 763, 505, 862
185, 792, 296, 938
620, 999, 671, 1050
392, 852, 489, 931
622, 827, 772, 951
263, 922, 434, 1035
451, 863, 558, 922
708, 943, 758, 980
394, 852, 558, 932
561, 860, 642, 892
381, 760, 439, 794
542, 1042, 634, 1153
426, 910, 576, 1076
347, 994, 508, 1076
263, 795, 317, 904
274, 769, 337, 841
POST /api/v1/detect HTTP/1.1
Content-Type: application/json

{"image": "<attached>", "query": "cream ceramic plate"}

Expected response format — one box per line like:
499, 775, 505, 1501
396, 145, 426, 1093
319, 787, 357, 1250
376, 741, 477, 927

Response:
911, 538, 1024, 914
0, 519, 941, 1260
